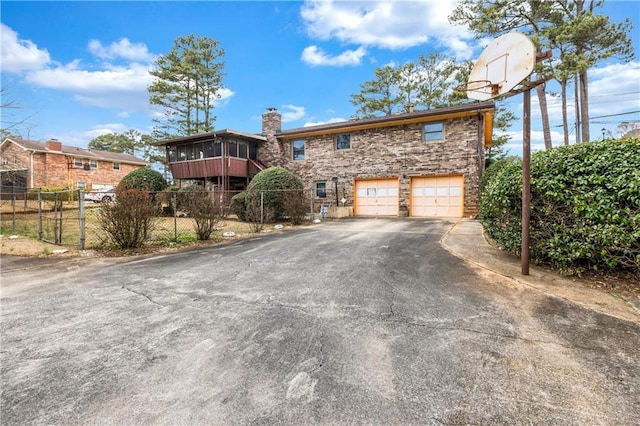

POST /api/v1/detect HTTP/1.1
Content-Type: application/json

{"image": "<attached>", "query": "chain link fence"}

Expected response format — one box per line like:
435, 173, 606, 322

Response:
1, 188, 349, 250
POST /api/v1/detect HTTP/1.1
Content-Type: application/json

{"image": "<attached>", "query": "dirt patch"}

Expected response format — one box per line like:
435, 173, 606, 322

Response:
0, 235, 80, 258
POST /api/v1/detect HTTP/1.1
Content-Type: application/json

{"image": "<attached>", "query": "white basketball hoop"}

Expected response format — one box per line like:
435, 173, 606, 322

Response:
467, 33, 535, 101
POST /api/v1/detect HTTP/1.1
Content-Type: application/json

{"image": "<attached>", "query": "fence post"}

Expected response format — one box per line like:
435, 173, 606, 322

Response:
38, 189, 43, 240
260, 191, 264, 225
12, 193, 16, 232
172, 192, 178, 242
79, 190, 85, 250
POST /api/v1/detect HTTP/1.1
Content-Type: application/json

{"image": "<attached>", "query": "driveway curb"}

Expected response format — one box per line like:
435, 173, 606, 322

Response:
440, 219, 640, 323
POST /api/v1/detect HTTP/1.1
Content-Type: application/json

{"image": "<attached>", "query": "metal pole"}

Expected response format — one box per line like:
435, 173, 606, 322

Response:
260, 192, 264, 225
12, 194, 16, 232
522, 89, 531, 275
173, 192, 178, 242
79, 190, 85, 250
38, 189, 43, 240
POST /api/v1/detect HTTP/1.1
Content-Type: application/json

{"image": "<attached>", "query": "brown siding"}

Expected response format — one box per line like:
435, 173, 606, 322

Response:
169, 157, 249, 180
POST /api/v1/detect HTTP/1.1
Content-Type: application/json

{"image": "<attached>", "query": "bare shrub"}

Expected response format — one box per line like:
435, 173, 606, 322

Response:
182, 190, 225, 240
244, 191, 274, 233
282, 189, 308, 225
97, 189, 159, 249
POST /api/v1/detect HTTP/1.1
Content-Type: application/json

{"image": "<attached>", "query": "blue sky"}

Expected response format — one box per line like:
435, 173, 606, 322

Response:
1, 0, 639, 157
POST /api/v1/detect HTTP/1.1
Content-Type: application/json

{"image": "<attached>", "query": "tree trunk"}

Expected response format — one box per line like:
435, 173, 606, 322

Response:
536, 82, 553, 150
560, 78, 569, 145
574, 74, 581, 144
579, 70, 590, 143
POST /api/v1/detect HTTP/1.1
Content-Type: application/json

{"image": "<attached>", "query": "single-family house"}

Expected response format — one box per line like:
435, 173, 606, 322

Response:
0, 138, 148, 193
159, 100, 495, 218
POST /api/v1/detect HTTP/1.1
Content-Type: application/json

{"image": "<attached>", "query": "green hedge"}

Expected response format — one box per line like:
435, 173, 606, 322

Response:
231, 166, 304, 222
480, 138, 640, 274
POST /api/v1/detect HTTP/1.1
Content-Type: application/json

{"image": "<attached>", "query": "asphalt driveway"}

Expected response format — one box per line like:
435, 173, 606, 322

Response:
1, 219, 639, 424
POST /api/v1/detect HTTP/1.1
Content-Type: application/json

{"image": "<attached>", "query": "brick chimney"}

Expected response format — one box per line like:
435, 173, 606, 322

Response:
46, 139, 62, 151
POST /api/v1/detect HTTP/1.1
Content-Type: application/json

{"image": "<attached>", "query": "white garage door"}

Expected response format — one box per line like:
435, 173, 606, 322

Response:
355, 179, 399, 216
410, 175, 464, 217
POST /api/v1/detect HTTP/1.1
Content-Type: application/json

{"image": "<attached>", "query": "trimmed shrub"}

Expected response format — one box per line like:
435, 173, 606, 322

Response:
118, 168, 168, 192
180, 187, 224, 240
233, 167, 305, 223
480, 138, 640, 274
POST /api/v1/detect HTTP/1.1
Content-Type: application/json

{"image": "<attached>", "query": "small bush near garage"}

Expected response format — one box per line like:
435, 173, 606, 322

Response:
232, 167, 305, 225
97, 189, 160, 249
118, 168, 168, 192
480, 138, 640, 274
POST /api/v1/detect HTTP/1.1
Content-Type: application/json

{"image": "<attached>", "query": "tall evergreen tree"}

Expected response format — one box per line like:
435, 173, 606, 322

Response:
148, 35, 226, 139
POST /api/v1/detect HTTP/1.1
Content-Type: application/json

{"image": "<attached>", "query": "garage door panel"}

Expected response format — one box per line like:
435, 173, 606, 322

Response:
355, 179, 399, 216
410, 176, 463, 218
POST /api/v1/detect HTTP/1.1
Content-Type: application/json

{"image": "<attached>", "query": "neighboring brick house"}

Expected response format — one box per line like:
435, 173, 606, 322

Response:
0, 138, 148, 192
160, 100, 495, 218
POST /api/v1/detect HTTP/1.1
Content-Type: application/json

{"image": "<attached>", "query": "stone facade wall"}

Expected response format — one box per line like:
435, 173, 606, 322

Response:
261, 116, 485, 217
260, 108, 285, 167
0, 142, 143, 189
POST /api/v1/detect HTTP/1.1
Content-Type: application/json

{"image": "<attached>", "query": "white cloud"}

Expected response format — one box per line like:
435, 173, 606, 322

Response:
281, 104, 307, 122
25, 62, 155, 112
304, 117, 346, 127
300, 0, 474, 57
302, 45, 366, 67
88, 38, 157, 63
0, 23, 51, 73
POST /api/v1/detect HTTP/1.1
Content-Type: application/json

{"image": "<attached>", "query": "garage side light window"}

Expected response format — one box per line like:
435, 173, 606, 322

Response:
292, 139, 305, 161
315, 181, 327, 198
423, 122, 444, 142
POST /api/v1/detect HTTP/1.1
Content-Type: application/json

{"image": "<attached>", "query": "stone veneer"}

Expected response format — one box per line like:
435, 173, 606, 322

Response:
260, 113, 486, 217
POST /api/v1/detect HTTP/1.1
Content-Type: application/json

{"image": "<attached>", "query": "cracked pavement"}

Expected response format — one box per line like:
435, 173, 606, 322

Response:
1, 218, 639, 424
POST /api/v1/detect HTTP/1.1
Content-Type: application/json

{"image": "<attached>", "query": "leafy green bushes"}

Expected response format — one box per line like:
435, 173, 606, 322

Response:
480, 138, 640, 274
118, 168, 168, 192
231, 167, 307, 226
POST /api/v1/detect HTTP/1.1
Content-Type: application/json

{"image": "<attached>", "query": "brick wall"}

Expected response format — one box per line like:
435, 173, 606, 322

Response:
1, 141, 144, 189
260, 116, 485, 217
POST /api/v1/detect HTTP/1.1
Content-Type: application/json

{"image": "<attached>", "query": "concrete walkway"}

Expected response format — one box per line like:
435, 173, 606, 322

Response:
441, 219, 640, 323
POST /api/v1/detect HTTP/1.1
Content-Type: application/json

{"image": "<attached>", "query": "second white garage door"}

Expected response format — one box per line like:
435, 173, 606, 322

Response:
410, 175, 464, 217
355, 178, 399, 216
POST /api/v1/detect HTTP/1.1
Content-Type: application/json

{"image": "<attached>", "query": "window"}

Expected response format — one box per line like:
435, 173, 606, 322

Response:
74, 158, 83, 167
203, 141, 215, 158
186, 144, 195, 160
228, 140, 238, 157
89, 160, 98, 169
238, 141, 247, 159
315, 181, 327, 198
292, 139, 305, 161
424, 122, 444, 141
177, 145, 186, 161
168, 146, 177, 162
113, 162, 120, 170
336, 134, 351, 150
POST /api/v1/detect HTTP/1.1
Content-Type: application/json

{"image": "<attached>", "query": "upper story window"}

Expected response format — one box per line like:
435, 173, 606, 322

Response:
1, 156, 8, 166
89, 160, 98, 169
113, 162, 120, 170
292, 139, 305, 161
74, 158, 83, 167
424, 122, 444, 142
336, 134, 351, 150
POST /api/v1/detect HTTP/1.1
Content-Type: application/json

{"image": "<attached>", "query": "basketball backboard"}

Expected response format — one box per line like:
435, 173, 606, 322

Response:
467, 33, 535, 101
